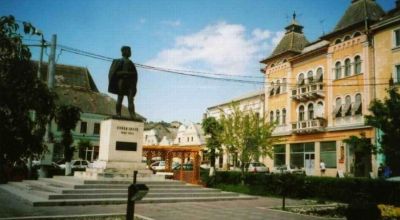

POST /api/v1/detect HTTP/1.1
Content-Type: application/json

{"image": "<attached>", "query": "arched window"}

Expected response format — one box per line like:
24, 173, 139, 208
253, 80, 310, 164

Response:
276, 80, 281, 94
316, 68, 323, 82
335, 39, 342, 44
270, 111, 274, 123
344, 58, 351, 77
282, 108, 286, 124
307, 71, 313, 84
308, 103, 314, 120
344, 95, 352, 116
298, 73, 305, 85
335, 61, 342, 79
276, 110, 280, 124
354, 56, 361, 74
283, 59, 287, 63
344, 35, 351, 41
334, 97, 342, 118
316, 101, 324, 118
354, 94, 362, 115
299, 106, 305, 121
271, 63, 275, 67
353, 32, 361, 37
282, 78, 287, 93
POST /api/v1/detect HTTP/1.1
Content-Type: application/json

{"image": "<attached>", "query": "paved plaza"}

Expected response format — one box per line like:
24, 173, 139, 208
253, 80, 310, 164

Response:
0, 187, 337, 220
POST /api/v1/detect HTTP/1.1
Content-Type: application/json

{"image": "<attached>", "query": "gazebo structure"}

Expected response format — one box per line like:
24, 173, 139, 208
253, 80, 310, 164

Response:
142, 145, 203, 184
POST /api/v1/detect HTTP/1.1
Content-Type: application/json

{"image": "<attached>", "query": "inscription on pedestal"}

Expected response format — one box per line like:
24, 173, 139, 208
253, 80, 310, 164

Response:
116, 141, 137, 151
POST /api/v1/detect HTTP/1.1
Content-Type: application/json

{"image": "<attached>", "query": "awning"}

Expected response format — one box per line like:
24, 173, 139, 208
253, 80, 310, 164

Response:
315, 71, 323, 82
297, 78, 304, 85
352, 101, 362, 114
343, 102, 351, 115
333, 104, 342, 116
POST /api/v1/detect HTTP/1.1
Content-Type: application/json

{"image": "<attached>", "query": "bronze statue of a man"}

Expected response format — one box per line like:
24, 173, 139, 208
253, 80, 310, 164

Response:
108, 46, 138, 119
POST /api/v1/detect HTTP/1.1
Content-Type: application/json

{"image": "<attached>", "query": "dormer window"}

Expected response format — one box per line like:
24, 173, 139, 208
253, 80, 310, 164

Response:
335, 39, 342, 44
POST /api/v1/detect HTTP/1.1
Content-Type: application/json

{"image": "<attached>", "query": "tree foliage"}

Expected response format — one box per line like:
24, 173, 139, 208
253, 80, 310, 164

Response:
219, 103, 278, 183
202, 117, 223, 171
343, 132, 375, 177
54, 105, 81, 162
365, 84, 400, 175
0, 15, 56, 177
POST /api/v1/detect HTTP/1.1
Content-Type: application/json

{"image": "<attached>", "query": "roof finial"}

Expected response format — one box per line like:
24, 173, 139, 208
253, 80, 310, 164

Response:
293, 11, 296, 21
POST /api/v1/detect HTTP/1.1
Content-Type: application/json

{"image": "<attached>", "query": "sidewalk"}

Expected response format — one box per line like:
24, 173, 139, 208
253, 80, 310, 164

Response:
1, 187, 332, 220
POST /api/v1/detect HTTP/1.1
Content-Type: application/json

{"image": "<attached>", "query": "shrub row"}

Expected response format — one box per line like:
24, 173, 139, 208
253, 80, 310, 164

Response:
201, 171, 400, 205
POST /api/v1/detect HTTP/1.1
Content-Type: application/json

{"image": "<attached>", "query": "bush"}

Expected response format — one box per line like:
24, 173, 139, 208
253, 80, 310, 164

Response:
202, 171, 400, 205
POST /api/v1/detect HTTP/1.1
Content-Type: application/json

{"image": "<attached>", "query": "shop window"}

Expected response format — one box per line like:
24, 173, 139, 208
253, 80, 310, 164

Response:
274, 145, 286, 167
290, 143, 314, 169
344, 58, 351, 77
320, 141, 337, 168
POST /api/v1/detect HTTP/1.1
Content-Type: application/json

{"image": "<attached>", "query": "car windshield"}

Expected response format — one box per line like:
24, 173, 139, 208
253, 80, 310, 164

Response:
82, 161, 88, 165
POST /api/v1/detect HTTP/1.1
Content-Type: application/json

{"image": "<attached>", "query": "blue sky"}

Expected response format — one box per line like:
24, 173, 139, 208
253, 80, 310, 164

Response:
1, 0, 394, 123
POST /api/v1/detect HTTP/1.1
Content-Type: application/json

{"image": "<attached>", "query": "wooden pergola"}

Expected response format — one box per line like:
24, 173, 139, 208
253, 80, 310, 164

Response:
142, 145, 203, 184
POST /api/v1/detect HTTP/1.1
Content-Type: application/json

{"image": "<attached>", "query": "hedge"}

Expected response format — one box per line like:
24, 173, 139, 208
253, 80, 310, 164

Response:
201, 171, 400, 205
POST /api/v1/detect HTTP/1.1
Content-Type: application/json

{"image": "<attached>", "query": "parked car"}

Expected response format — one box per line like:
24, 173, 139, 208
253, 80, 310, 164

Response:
59, 160, 90, 170
271, 165, 305, 174
150, 161, 166, 171
245, 162, 269, 173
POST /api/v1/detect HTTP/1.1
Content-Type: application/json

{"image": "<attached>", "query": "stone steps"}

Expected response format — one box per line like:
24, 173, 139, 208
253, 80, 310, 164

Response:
0, 176, 257, 206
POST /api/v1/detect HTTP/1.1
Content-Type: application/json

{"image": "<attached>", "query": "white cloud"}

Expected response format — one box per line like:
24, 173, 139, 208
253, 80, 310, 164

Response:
161, 20, 181, 27
146, 22, 283, 75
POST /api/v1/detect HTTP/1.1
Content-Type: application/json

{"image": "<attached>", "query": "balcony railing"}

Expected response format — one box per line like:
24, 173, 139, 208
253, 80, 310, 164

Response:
291, 82, 324, 101
291, 118, 326, 134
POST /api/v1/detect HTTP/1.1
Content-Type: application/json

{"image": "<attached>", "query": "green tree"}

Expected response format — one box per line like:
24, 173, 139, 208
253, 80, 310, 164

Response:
219, 103, 277, 184
76, 139, 93, 159
202, 117, 223, 176
54, 105, 81, 175
365, 82, 400, 175
343, 132, 376, 177
0, 15, 56, 182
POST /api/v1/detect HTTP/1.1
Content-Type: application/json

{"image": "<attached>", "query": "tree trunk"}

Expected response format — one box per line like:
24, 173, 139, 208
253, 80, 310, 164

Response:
282, 195, 286, 210
240, 163, 245, 185
209, 166, 215, 176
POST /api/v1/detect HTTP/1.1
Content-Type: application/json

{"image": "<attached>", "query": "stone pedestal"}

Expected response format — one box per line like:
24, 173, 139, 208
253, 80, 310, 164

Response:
75, 118, 156, 180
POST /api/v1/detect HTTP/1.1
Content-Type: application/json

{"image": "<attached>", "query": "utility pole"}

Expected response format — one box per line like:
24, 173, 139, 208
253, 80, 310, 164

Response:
37, 34, 45, 79
47, 34, 57, 88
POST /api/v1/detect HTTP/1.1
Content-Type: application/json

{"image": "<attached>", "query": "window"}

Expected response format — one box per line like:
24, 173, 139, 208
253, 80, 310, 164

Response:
320, 141, 337, 168
395, 65, 400, 83
93, 123, 100, 135
282, 78, 287, 92
394, 29, 400, 47
335, 39, 342, 44
354, 56, 361, 74
290, 143, 314, 169
308, 103, 314, 120
307, 71, 313, 84
354, 94, 362, 115
270, 111, 274, 123
344, 35, 351, 41
316, 68, 323, 82
276, 110, 280, 124
191, 137, 193, 142
269, 82, 275, 96
274, 145, 286, 167
334, 98, 342, 118
178, 138, 181, 143
335, 61, 342, 79
316, 101, 324, 118
344, 58, 351, 77
275, 80, 281, 94
299, 106, 305, 121
80, 122, 87, 134
298, 73, 305, 85
344, 95, 352, 116
282, 108, 286, 124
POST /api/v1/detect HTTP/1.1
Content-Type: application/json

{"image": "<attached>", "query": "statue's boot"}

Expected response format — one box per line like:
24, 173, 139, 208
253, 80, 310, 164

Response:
116, 103, 122, 118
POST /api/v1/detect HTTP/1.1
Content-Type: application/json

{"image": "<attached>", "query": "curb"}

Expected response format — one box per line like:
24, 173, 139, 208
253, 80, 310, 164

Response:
0, 213, 154, 220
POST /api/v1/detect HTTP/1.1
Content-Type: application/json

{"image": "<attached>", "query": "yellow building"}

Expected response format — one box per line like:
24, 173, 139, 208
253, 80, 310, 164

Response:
261, 0, 399, 177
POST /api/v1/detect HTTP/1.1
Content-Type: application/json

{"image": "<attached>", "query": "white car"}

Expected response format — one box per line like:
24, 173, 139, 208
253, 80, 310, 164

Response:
59, 160, 90, 169
150, 161, 166, 171
271, 165, 305, 174
245, 162, 269, 173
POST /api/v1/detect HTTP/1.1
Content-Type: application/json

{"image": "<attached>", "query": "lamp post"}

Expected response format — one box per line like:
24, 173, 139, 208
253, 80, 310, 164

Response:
126, 183, 148, 220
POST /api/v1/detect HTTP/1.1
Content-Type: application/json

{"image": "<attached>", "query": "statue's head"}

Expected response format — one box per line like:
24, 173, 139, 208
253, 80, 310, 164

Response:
121, 46, 131, 58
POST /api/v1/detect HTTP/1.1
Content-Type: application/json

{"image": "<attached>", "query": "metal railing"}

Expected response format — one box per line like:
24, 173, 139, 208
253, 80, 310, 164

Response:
291, 118, 326, 134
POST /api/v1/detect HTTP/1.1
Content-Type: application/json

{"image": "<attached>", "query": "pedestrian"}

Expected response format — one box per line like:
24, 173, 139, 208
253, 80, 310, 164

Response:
378, 163, 384, 178
320, 160, 326, 176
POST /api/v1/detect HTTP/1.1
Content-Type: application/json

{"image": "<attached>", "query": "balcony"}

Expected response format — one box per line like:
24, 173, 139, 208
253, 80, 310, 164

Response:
291, 118, 326, 134
291, 82, 324, 101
